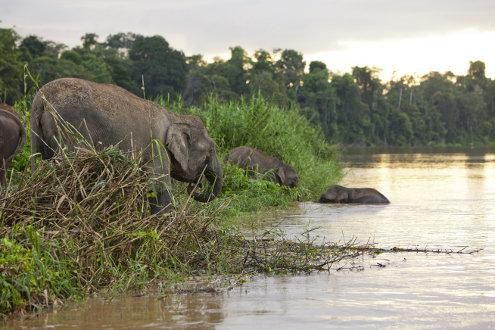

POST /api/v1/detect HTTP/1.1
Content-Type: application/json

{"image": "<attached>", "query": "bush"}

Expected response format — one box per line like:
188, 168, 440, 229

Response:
182, 95, 342, 199
1, 92, 344, 317
0, 229, 78, 316
0, 146, 355, 317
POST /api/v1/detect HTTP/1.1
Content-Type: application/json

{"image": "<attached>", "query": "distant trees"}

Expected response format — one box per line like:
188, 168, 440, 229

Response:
0, 28, 23, 103
1, 25, 494, 146
298, 61, 336, 136
0, 30, 188, 101
129, 35, 187, 98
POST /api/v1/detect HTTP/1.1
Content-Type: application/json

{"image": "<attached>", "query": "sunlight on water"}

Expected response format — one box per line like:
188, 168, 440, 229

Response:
7, 149, 495, 329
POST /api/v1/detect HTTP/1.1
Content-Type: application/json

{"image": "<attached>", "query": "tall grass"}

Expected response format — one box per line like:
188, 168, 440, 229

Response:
1, 92, 344, 317
8, 66, 38, 174
177, 95, 342, 199
0, 145, 355, 318
158, 95, 343, 225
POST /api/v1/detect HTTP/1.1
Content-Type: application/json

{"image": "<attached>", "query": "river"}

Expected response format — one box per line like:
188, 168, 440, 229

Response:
5, 148, 495, 329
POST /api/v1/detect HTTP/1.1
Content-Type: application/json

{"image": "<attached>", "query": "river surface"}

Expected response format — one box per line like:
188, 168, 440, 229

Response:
5, 148, 495, 329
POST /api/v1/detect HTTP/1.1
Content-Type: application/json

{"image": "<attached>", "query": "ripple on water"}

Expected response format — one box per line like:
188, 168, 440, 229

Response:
6, 150, 495, 329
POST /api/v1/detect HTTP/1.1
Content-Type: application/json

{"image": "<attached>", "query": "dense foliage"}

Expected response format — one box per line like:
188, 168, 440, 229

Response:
3, 24, 491, 318
186, 96, 340, 198
1, 26, 494, 146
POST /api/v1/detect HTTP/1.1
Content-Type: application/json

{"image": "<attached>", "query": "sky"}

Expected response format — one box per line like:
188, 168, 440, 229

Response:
2, 0, 495, 80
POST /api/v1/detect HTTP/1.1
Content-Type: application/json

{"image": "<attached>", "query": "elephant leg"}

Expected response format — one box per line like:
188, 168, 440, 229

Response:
147, 141, 173, 215
149, 181, 172, 214
0, 160, 5, 189
149, 174, 173, 214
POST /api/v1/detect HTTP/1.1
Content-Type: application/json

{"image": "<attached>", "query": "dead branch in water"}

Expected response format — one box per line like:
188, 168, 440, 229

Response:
353, 245, 482, 255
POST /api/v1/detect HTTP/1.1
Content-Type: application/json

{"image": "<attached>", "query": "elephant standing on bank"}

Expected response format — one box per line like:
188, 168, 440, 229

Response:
319, 185, 390, 204
227, 146, 299, 187
30, 78, 223, 213
0, 104, 26, 189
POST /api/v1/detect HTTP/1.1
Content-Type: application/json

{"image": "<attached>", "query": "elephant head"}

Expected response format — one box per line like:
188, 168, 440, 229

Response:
319, 185, 349, 203
275, 165, 299, 188
165, 117, 223, 203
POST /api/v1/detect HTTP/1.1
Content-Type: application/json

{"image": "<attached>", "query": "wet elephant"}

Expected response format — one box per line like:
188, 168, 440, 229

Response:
0, 104, 26, 189
319, 185, 390, 204
30, 78, 223, 213
227, 146, 299, 187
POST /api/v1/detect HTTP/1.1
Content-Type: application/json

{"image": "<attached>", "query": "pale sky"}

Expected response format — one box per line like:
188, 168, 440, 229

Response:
2, 0, 495, 80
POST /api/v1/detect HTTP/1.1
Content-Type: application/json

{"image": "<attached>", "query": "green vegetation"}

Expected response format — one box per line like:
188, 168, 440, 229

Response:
2, 26, 495, 146
0, 141, 342, 318
1, 23, 492, 318
157, 95, 340, 227
0, 229, 78, 315
1, 87, 342, 317
183, 96, 340, 198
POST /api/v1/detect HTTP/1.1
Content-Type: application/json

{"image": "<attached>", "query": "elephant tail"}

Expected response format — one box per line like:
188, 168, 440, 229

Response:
30, 92, 55, 171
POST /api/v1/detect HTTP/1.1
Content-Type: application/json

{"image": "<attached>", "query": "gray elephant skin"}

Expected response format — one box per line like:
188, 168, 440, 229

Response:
0, 104, 26, 189
227, 146, 298, 187
30, 78, 223, 213
319, 185, 389, 204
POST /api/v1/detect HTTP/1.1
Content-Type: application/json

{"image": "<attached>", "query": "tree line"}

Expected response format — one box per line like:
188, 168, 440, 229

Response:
1, 27, 494, 146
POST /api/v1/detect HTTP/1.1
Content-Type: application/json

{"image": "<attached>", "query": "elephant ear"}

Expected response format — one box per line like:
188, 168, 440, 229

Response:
166, 124, 189, 172
275, 167, 286, 185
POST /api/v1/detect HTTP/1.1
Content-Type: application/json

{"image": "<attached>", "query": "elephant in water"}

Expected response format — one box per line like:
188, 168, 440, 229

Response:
30, 78, 223, 213
0, 104, 26, 189
319, 185, 390, 204
227, 146, 299, 187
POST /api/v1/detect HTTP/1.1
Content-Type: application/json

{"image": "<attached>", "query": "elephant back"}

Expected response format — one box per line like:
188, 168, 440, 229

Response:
32, 78, 169, 154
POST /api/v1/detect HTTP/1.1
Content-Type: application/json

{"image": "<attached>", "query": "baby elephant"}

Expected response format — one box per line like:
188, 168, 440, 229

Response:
0, 104, 26, 188
227, 146, 299, 187
319, 185, 389, 204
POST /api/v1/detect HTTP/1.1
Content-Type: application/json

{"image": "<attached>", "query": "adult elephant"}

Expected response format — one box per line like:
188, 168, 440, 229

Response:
227, 146, 299, 187
319, 185, 389, 204
30, 78, 223, 213
0, 104, 26, 189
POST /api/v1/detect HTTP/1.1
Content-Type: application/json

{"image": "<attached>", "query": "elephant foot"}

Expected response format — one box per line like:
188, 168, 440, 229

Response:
148, 191, 173, 215
149, 202, 173, 216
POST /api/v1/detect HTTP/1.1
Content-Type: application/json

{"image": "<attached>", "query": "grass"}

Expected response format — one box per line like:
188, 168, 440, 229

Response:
184, 96, 342, 199
1, 145, 354, 318
163, 95, 342, 227
1, 94, 345, 318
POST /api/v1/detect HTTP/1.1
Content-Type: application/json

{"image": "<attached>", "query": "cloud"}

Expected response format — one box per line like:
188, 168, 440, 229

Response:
2, 0, 494, 55
2, 0, 494, 79
307, 29, 495, 79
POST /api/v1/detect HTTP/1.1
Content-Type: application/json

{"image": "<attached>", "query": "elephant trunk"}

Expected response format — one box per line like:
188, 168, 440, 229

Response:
189, 156, 223, 203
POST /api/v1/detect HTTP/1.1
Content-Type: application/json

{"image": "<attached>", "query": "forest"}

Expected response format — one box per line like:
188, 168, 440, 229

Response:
1, 27, 494, 146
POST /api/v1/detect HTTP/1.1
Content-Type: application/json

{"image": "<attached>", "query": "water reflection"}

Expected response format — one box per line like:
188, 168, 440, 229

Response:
5, 149, 495, 329
342, 147, 495, 169
6, 292, 225, 329
220, 148, 495, 328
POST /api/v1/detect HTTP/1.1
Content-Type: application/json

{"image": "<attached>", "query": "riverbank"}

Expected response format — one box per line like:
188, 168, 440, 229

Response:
0, 96, 344, 318
5, 148, 493, 328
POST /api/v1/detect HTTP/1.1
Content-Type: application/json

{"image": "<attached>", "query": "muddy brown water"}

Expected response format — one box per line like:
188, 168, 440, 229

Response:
4, 148, 495, 329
